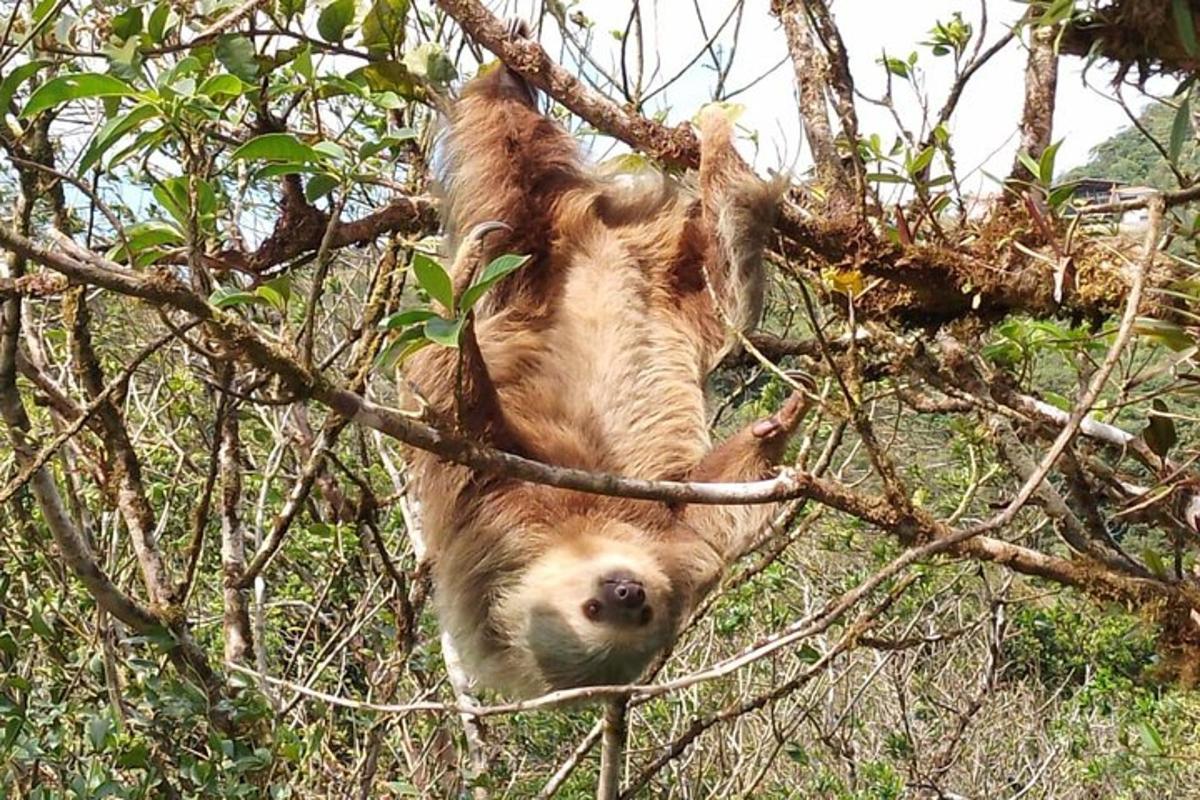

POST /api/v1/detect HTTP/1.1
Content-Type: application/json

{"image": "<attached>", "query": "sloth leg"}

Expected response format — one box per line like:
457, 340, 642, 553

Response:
695, 108, 783, 337
683, 390, 810, 560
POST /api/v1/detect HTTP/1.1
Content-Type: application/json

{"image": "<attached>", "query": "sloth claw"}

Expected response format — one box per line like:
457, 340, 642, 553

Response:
505, 17, 532, 40
753, 388, 812, 440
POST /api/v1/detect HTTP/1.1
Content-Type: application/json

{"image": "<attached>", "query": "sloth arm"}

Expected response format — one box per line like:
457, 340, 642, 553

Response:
681, 390, 810, 563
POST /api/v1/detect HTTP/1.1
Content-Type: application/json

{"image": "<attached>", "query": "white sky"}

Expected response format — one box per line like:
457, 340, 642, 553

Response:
503, 0, 1174, 192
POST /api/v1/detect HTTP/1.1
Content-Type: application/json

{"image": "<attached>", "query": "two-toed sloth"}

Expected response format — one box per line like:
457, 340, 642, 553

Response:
406, 28, 805, 698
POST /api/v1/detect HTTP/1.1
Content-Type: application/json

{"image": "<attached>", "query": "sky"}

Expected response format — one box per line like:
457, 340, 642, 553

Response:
498, 0, 1175, 193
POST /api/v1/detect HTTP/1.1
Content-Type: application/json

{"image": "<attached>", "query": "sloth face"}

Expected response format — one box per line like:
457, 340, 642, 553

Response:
503, 530, 676, 691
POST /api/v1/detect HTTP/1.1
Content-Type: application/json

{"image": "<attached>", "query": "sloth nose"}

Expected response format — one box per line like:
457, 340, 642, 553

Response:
604, 579, 646, 610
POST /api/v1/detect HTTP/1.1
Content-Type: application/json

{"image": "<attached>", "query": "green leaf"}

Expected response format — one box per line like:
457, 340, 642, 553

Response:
304, 173, 339, 203
230, 133, 319, 163
459, 254, 530, 312
0, 60, 49, 115
866, 172, 908, 184
152, 178, 189, 227
103, 37, 144, 84
198, 73, 247, 98
107, 125, 168, 171
374, 330, 431, 370
424, 316, 465, 347
1038, 140, 1062, 185
1016, 151, 1042, 183
278, 0, 307, 21
29, 605, 54, 639
1143, 399, 1177, 458
21, 73, 138, 117
1137, 720, 1167, 756
159, 55, 201, 89
106, 221, 183, 267
1174, 0, 1199, 56
411, 252, 453, 310
346, 62, 420, 98
359, 130, 416, 159
215, 34, 259, 82
1142, 547, 1169, 579
796, 643, 821, 664
294, 45, 314, 80
147, 2, 172, 43
1169, 99, 1192, 164
1047, 183, 1077, 210
87, 715, 112, 752
317, 0, 357, 42
906, 146, 935, 176
403, 41, 457, 85
117, 742, 151, 769
111, 5, 143, 40
210, 286, 270, 309
253, 162, 319, 179
255, 276, 292, 311
32, 0, 58, 23
361, 0, 409, 55
312, 140, 347, 161
1134, 318, 1195, 351
379, 308, 437, 330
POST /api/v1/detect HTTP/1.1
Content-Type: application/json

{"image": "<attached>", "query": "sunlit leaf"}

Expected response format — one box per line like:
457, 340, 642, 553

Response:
255, 276, 292, 311
424, 316, 465, 347
361, 0, 409, 55
21, 73, 138, 117
147, 2, 173, 43
459, 254, 531, 312
110, 5, 143, 39
230, 133, 319, 163
0, 60, 49, 116
1137, 720, 1167, 755
278, 0, 307, 21
210, 286, 270, 309
317, 0, 357, 42
1038, 140, 1062, 185
215, 35, 259, 82
302, 173, 337, 203
403, 42, 457, 85
1134, 318, 1194, 351
379, 308, 438, 330
411, 252, 453, 310
87, 715, 112, 752
198, 73, 247, 98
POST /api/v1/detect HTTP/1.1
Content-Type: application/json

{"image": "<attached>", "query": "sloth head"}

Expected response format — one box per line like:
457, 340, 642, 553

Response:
497, 523, 677, 691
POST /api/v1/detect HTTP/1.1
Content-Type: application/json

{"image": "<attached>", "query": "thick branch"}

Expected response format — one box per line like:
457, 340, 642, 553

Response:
1008, 24, 1059, 185
206, 193, 437, 275
772, 0, 850, 206
433, 0, 701, 168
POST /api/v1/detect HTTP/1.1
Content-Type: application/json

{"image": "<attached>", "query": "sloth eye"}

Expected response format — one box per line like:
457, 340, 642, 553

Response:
583, 599, 603, 621
639, 607, 653, 625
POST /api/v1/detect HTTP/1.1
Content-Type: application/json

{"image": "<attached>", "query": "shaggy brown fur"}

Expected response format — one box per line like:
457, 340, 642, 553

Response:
405, 32, 801, 697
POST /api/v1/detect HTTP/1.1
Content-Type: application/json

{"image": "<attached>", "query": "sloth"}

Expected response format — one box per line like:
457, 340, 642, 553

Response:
405, 26, 804, 698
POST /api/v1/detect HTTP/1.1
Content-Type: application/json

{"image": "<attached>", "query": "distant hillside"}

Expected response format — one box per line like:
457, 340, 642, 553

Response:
1061, 102, 1199, 189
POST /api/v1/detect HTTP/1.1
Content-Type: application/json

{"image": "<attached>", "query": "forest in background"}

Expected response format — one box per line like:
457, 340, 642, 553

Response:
1064, 103, 1200, 189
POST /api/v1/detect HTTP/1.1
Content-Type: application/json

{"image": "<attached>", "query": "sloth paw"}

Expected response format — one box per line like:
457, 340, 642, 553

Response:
752, 385, 813, 440
498, 18, 538, 106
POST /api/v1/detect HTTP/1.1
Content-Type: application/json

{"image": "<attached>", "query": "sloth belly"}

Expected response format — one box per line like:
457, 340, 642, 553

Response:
484, 242, 711, 480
